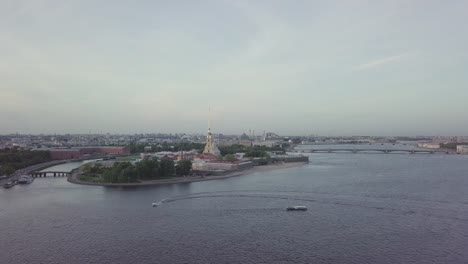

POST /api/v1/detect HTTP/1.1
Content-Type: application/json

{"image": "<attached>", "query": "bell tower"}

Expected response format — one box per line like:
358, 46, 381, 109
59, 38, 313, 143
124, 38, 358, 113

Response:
202, 109, 221, 156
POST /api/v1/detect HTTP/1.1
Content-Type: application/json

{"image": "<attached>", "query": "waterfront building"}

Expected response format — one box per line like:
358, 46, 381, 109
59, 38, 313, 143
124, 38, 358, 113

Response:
417, 143, 441, 149
49, 146, 129, 160
456, 145, 468, 154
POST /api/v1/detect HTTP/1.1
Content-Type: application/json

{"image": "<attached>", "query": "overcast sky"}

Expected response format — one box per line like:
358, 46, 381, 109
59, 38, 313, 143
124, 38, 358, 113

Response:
1, 0, 468, 136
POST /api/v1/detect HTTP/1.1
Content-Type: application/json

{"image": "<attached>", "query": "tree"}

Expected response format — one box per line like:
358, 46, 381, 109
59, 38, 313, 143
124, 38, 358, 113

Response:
127, 142, 146, 154
102, 170, 113, 182
224, 154, 237, 162
159, 158, 175, 177
244, 150, 270, 158
82, 163, 93, 174
0, 165, 15, 176
175, 160, 192, 176
136, 158, 160, 180
0, 149, 51, 172
119, 166, 137, 182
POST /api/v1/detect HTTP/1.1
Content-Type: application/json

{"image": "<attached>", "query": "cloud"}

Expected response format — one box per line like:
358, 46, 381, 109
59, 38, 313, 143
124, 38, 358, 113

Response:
354, 53, 411, 71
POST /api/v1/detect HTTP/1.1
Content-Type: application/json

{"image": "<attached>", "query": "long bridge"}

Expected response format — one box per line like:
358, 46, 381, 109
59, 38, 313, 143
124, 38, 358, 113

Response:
12, 154, 110, 179
32, 171, 71, 178
298, 149, 451, 154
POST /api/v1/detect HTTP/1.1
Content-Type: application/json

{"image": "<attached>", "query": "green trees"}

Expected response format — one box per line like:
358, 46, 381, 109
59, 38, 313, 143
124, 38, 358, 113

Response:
82, 163, 105, 176
175, 160, 192, 176
0, 149, 51, 175
244, 149, 270, 158
219, 144, 248, 156
219, 144, 284, 156
0, 165, 15, 176
223, 154, 237, 162
128, 143, 146, 154
119, 165, 137, 183
81, 158, 188, 183
135, 158, 160, 180
159, 158, 175, 177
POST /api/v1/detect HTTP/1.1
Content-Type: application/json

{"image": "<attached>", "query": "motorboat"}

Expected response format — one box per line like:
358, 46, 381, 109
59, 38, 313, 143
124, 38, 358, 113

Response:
286, 206, 307, 211
18, 175, 34, 184
3, 181, 17, 189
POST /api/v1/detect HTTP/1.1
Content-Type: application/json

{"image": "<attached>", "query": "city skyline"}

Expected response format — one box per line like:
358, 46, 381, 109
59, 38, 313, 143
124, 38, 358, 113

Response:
1, 1, 468, 136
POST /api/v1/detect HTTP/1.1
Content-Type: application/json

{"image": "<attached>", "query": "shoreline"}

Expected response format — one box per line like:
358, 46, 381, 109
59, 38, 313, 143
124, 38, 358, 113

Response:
67, 162, 308, 187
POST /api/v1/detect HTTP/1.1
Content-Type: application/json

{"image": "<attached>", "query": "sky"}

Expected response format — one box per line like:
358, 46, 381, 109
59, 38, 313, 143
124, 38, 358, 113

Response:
1, 0, 468, 136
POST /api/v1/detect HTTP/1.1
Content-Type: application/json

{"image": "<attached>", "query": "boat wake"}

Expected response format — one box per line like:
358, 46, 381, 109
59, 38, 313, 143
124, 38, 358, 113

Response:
156, 191, 468, 222
152, 198, 168, 207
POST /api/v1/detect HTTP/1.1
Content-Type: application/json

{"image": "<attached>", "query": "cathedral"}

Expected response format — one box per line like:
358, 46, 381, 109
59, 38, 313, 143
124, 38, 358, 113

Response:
203, 126, 221, 156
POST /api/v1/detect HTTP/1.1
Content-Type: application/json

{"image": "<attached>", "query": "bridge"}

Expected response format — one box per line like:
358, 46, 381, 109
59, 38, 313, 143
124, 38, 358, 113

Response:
298, 149, 450, 154
32, 171, 71, 178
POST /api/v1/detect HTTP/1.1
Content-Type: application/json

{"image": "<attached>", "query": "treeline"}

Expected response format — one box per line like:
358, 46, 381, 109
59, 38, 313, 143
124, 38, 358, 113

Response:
219, 144, 284, 156
128, 142, 205, 154
81, 158, 192, 183
0, 149, 51, 175
244, 149, 271, 158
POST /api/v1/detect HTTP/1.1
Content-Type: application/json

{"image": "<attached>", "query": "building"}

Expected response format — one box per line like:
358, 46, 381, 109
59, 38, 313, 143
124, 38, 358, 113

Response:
203, 126, 221, 156
457, 145, 468, 154
417, 143, 440, 149
49, 149, 81, 160
49, 146, 129, 160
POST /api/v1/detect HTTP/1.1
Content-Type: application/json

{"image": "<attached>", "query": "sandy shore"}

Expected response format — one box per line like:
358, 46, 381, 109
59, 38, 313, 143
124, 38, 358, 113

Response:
67, 162, 308, 187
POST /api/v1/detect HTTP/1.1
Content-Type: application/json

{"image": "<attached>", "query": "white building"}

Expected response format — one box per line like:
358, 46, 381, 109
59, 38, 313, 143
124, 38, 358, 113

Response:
417, 143, 440, 149
456, 145, 468, 154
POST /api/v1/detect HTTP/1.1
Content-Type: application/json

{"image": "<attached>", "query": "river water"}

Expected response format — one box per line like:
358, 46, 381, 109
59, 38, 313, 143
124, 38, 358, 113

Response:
1, 146, 468, 264
38, 160, 99, 173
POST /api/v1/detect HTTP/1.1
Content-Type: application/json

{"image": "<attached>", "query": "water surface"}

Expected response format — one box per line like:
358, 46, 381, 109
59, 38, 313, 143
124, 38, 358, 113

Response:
1, 152, 468, 263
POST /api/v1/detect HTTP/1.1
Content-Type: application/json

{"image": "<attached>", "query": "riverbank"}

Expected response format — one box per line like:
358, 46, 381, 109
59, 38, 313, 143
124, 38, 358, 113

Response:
67, 162, 308, 187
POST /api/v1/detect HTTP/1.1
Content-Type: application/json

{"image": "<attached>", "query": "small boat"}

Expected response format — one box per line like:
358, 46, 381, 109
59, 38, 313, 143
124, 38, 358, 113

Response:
286, 206, 307, 211
18, 175, 34, 184
3, 181, 16, 189
152, 203, 158, 207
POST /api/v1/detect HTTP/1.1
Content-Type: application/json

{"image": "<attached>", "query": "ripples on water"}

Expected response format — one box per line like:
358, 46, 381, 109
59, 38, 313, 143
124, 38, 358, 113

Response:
1, 152, 468, 263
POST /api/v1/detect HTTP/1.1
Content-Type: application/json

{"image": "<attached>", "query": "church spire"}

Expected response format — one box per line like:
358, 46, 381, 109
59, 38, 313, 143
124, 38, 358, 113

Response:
203, 107, 220, 156
208, 107, 212, 134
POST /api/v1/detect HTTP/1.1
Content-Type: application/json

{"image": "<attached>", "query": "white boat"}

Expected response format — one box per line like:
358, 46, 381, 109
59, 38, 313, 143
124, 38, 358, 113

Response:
286, 206, 307, 211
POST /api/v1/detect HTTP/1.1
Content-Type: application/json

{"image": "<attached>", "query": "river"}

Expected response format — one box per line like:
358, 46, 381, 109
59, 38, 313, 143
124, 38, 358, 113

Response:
38, 159, 99, 173
1, 146, 467, 264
